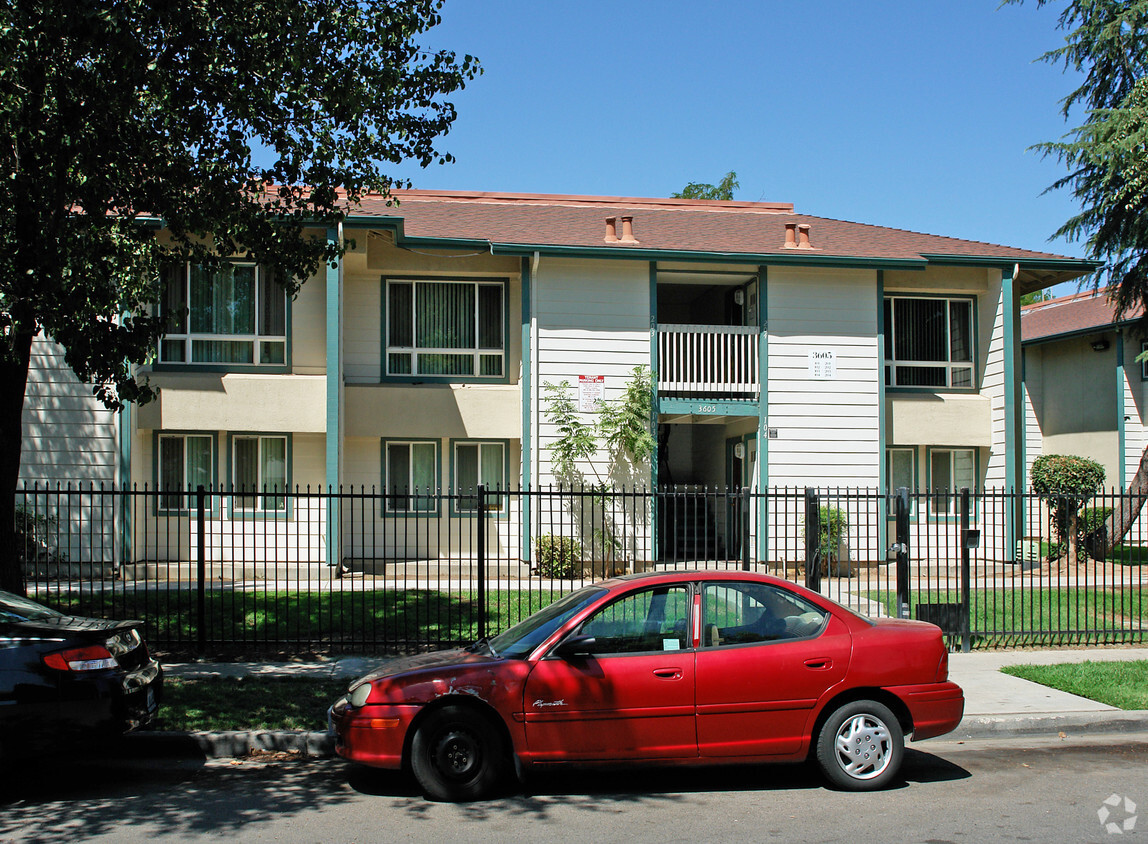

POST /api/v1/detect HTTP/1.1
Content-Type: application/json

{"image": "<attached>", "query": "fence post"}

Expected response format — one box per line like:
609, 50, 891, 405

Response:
477, 484, 486, 640
895, 486, 910, 619
804, 487, 821, 592
196, 484, 206, 655
960, 487, 972, 653
741, 487, 751, 571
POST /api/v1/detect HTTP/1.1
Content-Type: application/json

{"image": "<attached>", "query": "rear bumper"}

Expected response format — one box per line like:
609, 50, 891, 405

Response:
886, 681, 965, 740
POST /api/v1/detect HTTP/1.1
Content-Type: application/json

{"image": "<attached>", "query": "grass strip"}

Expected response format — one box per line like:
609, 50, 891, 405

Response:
1001, 660, 1148, 710
155, 677, 349, 732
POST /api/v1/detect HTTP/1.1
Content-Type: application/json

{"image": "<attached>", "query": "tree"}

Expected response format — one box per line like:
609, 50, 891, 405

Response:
0, 0, 479, 594
1020, 290, 1054, 306
671, 171, 739, 201
1010, 1, 1148, 551
1030, 454, 1105, 567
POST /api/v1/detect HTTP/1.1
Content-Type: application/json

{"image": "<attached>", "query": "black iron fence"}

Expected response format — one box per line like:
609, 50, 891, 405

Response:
13, 482, 1147, 655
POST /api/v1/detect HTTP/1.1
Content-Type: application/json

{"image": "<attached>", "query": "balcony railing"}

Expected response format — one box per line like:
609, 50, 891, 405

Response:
657, 323, 759, 398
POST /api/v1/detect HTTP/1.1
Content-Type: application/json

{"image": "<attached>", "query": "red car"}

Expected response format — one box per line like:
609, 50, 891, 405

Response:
329, 571, 963, 801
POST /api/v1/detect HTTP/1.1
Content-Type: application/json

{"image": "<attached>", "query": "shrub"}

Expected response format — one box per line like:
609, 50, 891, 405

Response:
15, 502, 60, 565
535, 535, 583, 578
802, 506, 848, 560
1081, 505, 1113, 560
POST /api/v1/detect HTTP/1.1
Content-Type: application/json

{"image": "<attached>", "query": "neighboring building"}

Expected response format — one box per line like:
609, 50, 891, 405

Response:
22, 190, 1094, 568
1022, 290, 1145, 490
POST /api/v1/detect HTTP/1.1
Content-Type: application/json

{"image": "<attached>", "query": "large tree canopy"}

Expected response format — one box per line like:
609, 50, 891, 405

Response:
0, 0, 478, 593
671, 170, 739, 201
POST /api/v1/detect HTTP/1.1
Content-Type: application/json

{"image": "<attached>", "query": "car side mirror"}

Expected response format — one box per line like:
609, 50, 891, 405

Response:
554, 634, 597, 659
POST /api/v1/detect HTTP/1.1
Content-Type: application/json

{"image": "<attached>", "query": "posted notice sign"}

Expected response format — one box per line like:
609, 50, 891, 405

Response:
579, 375, 605, 411
808, 350, 837, 380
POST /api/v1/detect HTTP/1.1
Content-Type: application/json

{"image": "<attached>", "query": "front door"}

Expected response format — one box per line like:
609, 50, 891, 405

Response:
522, 584, 696, 761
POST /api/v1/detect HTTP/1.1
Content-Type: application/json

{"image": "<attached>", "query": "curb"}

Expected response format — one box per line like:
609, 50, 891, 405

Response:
951, 710, 1148, 740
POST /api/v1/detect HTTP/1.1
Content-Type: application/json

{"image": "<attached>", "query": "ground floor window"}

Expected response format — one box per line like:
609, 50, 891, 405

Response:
453, 440, 507, 513
383, 440, 439, 513
232, 435, 288, 512
157, 433, 214, 511
928, 447, 976, 515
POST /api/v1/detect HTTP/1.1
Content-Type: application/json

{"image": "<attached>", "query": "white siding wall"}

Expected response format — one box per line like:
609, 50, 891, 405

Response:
1023, 346, 1044, 484
983, 271, 1008, 487
1123, 332, 1146, 488
765, 267, 879, 488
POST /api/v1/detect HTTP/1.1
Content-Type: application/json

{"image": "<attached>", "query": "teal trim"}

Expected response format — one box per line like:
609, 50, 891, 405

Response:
1118, 331, 1127, 489
520, 256, 532, 561
381, 438, 443, 517
152, 431, 220, 515
448, 438, 512, 518
756, 266, 768, 559
656, 398, 760, 417
325, 228, 342, 567
151, 364, 290, 375
877, 271, 887, 554
225, 432, 293, 519
380, 276, 512, 385
919, 254, 1100, 273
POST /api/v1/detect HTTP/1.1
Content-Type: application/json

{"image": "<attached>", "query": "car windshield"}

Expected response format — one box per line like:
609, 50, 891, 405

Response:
0, 590, 63, 623
488, 586, 605, 659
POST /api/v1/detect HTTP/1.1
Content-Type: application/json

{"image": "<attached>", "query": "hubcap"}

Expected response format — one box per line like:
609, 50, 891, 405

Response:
434, 729, 480, 780
833, 713, 892, 780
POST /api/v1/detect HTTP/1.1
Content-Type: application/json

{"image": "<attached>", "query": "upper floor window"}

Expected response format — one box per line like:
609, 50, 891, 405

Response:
385, 278, 505, 379
160, 264, 286, 366
884, 296, 974, 389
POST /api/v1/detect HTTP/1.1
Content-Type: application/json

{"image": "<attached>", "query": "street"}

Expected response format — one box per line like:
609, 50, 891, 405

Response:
3, 735, 1145, 843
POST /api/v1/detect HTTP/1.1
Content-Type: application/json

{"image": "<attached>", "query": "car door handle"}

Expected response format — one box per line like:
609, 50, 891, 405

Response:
804, 658, 833, 670
653, 668, 683, 680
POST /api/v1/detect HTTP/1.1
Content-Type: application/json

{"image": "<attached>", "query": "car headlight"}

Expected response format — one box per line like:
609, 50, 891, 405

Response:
349, 682, 371, 708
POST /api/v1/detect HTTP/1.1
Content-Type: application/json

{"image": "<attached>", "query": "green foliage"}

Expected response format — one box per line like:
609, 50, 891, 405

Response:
598, 365, 656, 463
1007, 1, 1148, 321
157, 677, 350, 732
14, 503, 60, 564
1020, 290, 1053, 306
1030, 454, 1106, 498
671, 171, 739, 201
542, 380, 597, 480
1002, 661, 1148, 710
534, 535, 583, 578
803, 505, 848, 561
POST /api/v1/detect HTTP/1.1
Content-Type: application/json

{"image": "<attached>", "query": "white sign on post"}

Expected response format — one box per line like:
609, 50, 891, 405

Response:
578, 375, 605, 412
808, 350, 837, 380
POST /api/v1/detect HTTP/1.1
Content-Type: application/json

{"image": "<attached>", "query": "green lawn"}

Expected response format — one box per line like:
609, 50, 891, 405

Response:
1108, 545, 1148, 566
39, 587, 567, 654
1002, 660, 1148, 710
156, 677, 349, 731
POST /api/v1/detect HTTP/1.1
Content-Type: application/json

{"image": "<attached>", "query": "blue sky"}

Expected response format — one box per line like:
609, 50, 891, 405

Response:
384, 1, 1091, 289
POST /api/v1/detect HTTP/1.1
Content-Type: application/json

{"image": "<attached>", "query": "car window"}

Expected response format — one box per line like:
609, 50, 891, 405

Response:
701, 582, 826, 648
489, 586, 605, 659
0, 590, 63, 623
578, 585, 691, 655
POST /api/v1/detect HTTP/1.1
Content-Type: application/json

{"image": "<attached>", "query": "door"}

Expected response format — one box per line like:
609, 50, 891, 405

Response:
695, 580, 851, 757
522, 584, 696, 761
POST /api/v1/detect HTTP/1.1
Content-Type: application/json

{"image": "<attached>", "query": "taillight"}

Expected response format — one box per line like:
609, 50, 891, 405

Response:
936, 649, 949, 682
43, 645, 118, 672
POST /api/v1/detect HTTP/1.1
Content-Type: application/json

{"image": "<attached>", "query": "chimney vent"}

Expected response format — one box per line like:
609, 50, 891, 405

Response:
604, 217, 618, 243
797, 224, 812, 249
783, 222, 797, 249
620, 215, 639, 243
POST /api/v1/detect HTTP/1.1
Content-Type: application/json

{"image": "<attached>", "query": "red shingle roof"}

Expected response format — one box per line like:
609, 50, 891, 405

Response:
345, 189, 1084, 266
1021, 290, 1142, 343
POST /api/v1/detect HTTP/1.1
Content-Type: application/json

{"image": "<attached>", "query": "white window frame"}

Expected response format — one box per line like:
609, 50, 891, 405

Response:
231, 435, 288, 513
383, 440, 440, 514
157, 433, 214, 511
385, 278, 506, 379
884, 295, 975, 389
160, 263, 287, 367
452, 440, 507, 514
927, 447, 976, 516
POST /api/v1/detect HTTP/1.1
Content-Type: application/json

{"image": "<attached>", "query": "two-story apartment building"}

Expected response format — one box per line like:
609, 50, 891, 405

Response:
21, 190, 1094, 570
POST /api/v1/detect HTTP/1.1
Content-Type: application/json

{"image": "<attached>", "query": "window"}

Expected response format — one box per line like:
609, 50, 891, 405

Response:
232, 435, 288, 512
578, 586, 692, 655
701, 582, 826, 647
928, 448, 976, 515
884, 296, 974, 388
886, 447, 915, 492
157, 434, 214, 510
453, 441, 506, 513
161, 263, 286, 366
384, 440, 439, 513
386, 278, 505, 379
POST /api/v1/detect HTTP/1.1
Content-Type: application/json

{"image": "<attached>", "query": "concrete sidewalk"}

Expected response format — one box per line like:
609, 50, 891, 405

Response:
136, 646, 1148, 758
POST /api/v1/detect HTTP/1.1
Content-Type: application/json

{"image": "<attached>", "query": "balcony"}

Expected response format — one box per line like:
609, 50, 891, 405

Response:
657, 324, 759, 399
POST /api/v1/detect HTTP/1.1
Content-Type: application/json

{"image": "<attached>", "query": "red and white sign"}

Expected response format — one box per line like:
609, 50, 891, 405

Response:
578, 375, 605, 412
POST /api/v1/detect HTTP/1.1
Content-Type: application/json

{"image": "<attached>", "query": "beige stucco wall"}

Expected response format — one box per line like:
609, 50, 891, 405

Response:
886, 393, 993, 447
345, 384, 519, 439
137, 374, 327, 432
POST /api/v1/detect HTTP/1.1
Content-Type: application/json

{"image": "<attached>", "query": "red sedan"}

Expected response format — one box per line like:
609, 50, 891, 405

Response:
329, 571, 963, 801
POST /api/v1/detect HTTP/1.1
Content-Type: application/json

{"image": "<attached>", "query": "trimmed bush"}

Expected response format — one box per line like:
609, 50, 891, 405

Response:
535, 535, 583, 578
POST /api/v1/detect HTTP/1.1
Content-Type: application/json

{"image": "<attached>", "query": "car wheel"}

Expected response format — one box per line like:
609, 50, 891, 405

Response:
410, 705, 508, 802
815, 700, 904, 791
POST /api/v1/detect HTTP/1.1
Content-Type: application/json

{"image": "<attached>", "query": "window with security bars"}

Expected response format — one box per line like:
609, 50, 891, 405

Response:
386, 279, 505, 378
884, 296, 974, 388
160, 264, 286, 366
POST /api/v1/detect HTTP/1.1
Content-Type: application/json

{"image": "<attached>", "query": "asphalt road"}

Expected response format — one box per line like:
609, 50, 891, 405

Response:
3, 734, 1146, 844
